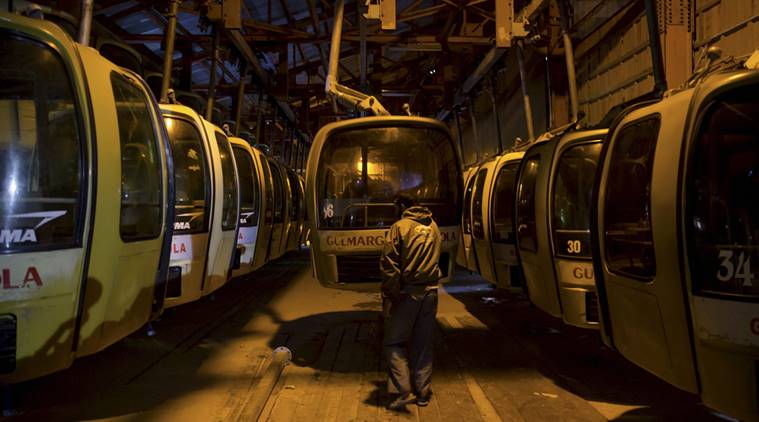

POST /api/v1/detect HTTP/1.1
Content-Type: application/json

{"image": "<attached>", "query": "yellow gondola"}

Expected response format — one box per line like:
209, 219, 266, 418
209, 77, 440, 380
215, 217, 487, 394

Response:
306, 116, 462, 290
515, 128, 606, 328
593, 55, 759, 421
470, 151, 525, 289
0, 13, 173, 383
229, 136, 266, 276
160, 104, 236, 307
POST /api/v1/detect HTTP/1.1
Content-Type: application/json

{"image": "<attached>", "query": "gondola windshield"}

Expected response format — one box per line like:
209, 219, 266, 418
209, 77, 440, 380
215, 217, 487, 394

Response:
112, 73, 162, 241
317, 125, 459, 229
603, 118, 660, 280
0, 36, 82, 251
165, 117, 209, 233
232, 147, 259, 227
492, 163, 519, 243
215, 132, 238, 231
688, 88, 759, 297
552, 143, 602, 258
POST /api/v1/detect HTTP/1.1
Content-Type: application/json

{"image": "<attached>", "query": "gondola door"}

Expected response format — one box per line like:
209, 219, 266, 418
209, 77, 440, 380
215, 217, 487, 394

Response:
516, 140, 562, 317
595, 92, 698, 393
682, 73, 759, 421
77, 53, 171, 354
490, 154, 523, 288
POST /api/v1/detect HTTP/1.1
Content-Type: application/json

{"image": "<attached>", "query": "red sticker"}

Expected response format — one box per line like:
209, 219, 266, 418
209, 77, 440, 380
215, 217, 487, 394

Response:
751, 318, 759, 335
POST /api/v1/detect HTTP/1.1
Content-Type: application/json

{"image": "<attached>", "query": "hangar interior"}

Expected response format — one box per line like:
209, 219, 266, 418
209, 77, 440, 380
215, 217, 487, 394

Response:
1, 0, 758, 421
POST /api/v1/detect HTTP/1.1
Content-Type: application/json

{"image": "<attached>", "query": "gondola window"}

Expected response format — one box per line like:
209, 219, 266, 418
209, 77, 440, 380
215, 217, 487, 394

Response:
552, 143, 602, 259
603, 117, 660, 280
165, 117, 209, 233
492, 163, 519, 244
112, 73, 162, 241
688, 88, 759, 297
0, 36, 82, 250
215, 132, 238, 231
517, 156, 540, 252
232, 147, 259, 227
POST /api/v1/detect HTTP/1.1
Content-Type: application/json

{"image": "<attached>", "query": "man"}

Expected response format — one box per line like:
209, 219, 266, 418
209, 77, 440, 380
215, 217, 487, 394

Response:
380, 194, 443, 410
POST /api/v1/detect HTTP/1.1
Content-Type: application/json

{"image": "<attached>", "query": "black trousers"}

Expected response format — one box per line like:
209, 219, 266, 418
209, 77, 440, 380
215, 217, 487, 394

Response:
383, 289, 438, 398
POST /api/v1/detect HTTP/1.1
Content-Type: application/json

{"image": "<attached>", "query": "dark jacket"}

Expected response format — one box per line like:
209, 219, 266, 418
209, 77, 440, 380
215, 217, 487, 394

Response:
380, 206, 443, 299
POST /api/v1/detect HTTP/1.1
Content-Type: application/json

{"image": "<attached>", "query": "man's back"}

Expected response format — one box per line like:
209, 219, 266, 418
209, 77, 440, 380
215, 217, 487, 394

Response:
380, 206, 442, 296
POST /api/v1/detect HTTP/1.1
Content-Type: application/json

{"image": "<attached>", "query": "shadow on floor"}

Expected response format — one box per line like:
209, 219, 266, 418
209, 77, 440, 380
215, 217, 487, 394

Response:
443, 267, 720, 421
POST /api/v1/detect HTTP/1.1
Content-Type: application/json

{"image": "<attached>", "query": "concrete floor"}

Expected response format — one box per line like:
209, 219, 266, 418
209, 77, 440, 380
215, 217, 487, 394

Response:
7, 250, 721, 421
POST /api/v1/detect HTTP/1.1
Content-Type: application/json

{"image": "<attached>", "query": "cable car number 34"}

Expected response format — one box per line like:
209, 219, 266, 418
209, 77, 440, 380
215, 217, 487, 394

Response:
717, 250, 754, 286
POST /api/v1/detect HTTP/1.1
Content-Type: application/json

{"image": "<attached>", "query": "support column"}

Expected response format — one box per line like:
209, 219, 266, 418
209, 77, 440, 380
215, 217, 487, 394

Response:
205, 26, 220, 121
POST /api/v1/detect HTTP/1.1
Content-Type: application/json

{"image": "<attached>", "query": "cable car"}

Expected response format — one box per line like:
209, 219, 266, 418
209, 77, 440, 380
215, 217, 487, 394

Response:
515, 128, 606, 328
249, 146, 275, 270
199, 119, 240, 293
456, 166, 479, 272
470, 151, 525, 288
266, 158, 290, 261
0, 14, 173, 382
161, 103, 238, 305
592, 57, 759, 421
229, 137, 265, 277
478, 151, 524, 288
298, 174, 311, 246
285, 169, 305, 252
306, 116, 462, 289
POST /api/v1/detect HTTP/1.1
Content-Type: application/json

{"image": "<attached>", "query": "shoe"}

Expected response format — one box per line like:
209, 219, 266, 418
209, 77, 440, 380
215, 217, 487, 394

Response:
387, 393, 417, 411
416, 394, 431, 407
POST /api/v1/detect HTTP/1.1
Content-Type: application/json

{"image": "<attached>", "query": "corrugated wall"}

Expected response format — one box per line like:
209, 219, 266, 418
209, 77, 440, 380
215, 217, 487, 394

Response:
695, 0, 759, 58
452, 0, 759, 165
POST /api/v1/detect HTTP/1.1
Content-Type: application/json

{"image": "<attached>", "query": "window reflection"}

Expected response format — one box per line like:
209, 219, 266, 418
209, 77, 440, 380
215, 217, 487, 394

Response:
0, 36, 82, 250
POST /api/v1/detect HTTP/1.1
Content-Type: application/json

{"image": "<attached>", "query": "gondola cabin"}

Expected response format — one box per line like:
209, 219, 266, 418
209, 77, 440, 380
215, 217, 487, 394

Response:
306, 116, 462, 290
515, 128, 606, 328
229, 137, 264, 277
199, 119, 240, 294
0, 13, 173, 382
161, 104, 221, 305
592, 59, 759, 421
471, 151, 525, 289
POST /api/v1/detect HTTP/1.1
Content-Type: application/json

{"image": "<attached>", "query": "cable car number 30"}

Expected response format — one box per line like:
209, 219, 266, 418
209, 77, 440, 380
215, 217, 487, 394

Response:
566, 240, 582, 254
717, 250, 754, 286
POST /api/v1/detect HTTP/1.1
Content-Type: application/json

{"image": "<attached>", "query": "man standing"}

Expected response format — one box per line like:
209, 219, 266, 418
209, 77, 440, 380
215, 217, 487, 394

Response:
380, 195, 443, 410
